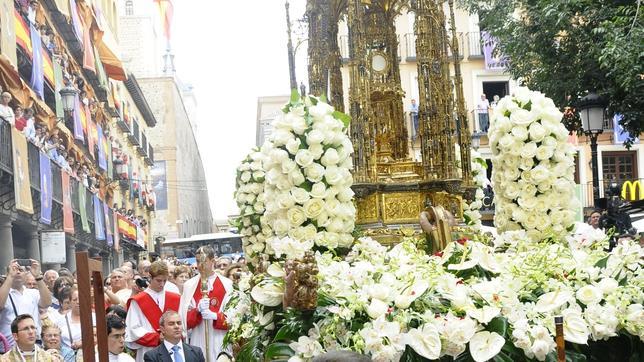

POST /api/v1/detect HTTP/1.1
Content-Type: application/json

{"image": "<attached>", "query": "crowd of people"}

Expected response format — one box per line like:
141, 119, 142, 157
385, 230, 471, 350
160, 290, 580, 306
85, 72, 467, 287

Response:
0, 250, 248, 361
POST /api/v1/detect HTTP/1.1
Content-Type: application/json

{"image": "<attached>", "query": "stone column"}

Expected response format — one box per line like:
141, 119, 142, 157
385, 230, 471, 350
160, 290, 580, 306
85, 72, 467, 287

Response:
27, 230, 41, 263
65, 240, 76, 272
0, 217, 15, 269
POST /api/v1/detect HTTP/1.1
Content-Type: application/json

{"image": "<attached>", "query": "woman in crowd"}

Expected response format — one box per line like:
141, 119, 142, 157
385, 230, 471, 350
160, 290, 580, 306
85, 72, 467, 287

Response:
56, 288, 85, 353
41, 323, 75, 362
171, 265, 192, 294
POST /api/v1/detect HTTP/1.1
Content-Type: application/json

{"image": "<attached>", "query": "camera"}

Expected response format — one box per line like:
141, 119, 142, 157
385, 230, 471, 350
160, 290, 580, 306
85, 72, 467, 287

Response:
16, 259, 31, 267
135, 277, 149, 289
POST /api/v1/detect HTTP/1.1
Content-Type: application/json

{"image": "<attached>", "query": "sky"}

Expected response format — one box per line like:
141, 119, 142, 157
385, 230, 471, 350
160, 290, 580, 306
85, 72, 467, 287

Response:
171, 0, 308, 221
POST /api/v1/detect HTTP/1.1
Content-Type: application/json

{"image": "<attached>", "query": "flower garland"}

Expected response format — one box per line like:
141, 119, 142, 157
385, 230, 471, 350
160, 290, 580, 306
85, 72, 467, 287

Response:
261, 94, 355, 251
463, 150, 489, 230
233, 149, 270, 265
488, 87, 578, 241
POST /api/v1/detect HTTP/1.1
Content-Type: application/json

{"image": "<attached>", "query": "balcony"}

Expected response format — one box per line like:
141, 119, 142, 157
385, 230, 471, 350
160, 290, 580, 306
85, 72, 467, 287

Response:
128, 119, 140, 146
145, 144, 154, 166
116, 114, 130, 132
467, 31, 484, 58
137, 133, 147, 156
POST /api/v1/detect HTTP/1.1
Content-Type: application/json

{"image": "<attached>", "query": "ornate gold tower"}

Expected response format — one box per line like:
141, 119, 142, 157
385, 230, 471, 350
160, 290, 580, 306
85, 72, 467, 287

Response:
307, 0, 471, 242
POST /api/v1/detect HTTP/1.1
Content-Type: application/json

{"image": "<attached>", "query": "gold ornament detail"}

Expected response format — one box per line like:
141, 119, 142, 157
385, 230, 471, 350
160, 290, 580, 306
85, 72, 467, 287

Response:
283, 251, 319, 311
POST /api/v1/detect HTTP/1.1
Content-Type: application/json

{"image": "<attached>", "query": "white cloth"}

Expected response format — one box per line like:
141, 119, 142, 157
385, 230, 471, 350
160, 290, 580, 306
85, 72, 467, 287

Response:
55, 312, 82, 350
179, 274, 233, 362
125, 293, 160, 362
477, 98, 490, 113
163, 340, 185, 362
0, 287, 41, 347
103, 352, 135, 362
144, 288, 165, 312
164, 281, 180, 294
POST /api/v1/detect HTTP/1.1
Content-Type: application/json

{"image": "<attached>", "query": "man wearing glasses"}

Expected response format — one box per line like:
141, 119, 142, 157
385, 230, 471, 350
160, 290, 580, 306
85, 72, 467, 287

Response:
105, 314, 134, 362
0, 314, 56, 361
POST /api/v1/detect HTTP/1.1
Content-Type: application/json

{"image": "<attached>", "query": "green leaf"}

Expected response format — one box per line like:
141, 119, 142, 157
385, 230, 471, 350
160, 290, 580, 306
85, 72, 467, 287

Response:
273, 325, 298, 342
594, 256, 609, 268
264, 342, 295, 360
492, 351, 514, 362
488, 316, 509, 336
333, 110, 352, 128
320, 93, 328, 103
290, 89, 300, 104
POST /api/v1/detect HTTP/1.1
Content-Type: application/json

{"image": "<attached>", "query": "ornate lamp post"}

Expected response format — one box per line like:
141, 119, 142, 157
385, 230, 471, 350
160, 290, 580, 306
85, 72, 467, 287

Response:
471, 131, 483, 151
59, 85, 78, 118
578, 92, 607, 207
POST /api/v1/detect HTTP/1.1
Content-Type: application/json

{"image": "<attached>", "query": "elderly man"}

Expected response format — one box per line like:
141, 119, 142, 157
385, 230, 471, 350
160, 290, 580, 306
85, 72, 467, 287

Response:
0, 260, 52, 348
143, 310, 205, 362
0, 92, 15, 126
125, 261, 181, 362
0, 314, 56, 361
43, 270, 59, 309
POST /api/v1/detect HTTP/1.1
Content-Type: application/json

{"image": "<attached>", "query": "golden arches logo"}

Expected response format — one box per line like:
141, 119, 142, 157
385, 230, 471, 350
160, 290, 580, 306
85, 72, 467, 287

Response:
621, 180, 644, 201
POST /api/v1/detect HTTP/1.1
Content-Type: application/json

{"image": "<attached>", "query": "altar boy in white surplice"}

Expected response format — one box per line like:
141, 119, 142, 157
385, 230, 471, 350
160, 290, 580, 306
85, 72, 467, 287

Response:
179, 246, 233, 361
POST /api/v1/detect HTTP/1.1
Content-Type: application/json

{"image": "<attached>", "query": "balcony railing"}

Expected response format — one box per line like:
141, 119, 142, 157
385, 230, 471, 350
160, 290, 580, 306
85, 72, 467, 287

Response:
0, 120, 12, 172
145, 144, 154, 166
116, 114, 130, 132
467, 31, 483, 58
138, 133, 147, 156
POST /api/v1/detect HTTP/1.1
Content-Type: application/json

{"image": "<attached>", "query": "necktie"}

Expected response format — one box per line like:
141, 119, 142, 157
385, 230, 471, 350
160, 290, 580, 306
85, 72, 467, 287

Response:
172, 345, 183, 362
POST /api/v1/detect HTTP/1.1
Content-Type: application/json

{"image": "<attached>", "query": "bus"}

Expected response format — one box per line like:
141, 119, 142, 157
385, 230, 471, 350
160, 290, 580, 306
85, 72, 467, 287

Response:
161, 232, 243, 263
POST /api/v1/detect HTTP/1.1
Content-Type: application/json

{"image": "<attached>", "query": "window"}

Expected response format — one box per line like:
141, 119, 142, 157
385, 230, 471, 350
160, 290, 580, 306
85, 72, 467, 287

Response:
602, 151, 638, 183
482, 81, 509, 101
125, 0, 133, 16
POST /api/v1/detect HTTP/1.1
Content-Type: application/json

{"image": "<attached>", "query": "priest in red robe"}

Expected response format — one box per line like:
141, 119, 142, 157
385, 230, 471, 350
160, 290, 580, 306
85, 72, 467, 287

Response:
179, 246, 233, 361
125, 260, 180, 362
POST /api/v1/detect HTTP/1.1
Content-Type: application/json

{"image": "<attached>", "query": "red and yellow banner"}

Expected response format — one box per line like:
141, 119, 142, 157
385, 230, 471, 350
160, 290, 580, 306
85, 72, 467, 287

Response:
15, 10, 54, 85
117, 214, 136, 240
61, 171, 74, 234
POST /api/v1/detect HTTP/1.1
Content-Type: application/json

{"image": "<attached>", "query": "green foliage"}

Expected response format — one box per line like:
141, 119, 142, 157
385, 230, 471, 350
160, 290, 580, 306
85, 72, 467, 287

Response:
458, 0, 643, 145
264, 342, 295, 360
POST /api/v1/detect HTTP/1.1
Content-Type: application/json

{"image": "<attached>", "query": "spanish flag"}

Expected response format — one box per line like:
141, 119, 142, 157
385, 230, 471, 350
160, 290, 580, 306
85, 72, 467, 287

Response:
42, 49, 54, 86
14, 10, 31, 53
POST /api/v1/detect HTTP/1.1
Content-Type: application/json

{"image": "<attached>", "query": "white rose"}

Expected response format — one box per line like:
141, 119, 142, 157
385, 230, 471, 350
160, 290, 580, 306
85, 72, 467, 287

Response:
253, 170, 265, 180
273, 219, 289, 237
325, 166, 343, 185
514, 87, 532, 105
289, 169, 305, 185
276, 192, 295, 209
528, 122, 548, 142
240, 171, 251, 183
511, 126, 529, 141
337, 188, 355, 202
287, 207, 307, 228
366, 298, 389, 319
597, 278, 618, 295
304, 163, 325, 182
498, 134, 515, 149
281, 159, 297, 174
309, 102, 334, 120
535, 145, 554, 161
576, 285, 603, 305
272, 129, 294, 146
303, 198, 325, 219
309, 144, 324, 159
310, 183, 327, 198
469, 331, 505, 362
290, 187, 311, 204
510, 108, 532, 126
405, 325, 441, 360
520, 142, 538, 159
320, 148, 340, 166
285, 138, 301, 155
289, 115, 308, 134
306, 129, 324, 145
302, 224, 318, 241
295, 149, 315, 168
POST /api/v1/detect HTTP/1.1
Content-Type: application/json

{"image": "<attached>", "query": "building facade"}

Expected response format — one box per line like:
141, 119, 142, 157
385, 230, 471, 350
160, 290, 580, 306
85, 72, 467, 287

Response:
117, 1, 213, 244
256, 95, 290, 147
0, 0, 157, 272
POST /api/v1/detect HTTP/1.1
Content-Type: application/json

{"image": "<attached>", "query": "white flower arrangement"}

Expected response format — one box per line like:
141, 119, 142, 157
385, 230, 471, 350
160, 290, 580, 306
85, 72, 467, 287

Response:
488, 87, 578, 241
233, 149, 271, 264
261, 94, 355, 251
463, 150, 490, 230
225, 232, 643, 362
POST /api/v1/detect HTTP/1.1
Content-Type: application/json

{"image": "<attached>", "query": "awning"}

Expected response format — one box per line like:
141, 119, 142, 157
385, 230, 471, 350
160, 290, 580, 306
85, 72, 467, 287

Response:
90, 2, 127, 81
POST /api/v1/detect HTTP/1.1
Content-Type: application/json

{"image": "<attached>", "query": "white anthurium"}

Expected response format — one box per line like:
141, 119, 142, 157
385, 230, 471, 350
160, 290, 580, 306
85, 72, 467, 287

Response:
469, 331, 505, 362
467, 305, 501, 324
250, 281, 284, 307
395, 280, 430, 309
562, 309, 590, 344
535, 290, 573, 313
405, 324, 442, 360
267, 263, 285, 278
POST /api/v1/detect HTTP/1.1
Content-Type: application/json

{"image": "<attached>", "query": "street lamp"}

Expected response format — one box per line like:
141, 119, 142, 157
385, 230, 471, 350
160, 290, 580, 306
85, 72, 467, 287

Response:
471, 131, 483, 150
59, 85, 78, 117
578, 92, 607, 207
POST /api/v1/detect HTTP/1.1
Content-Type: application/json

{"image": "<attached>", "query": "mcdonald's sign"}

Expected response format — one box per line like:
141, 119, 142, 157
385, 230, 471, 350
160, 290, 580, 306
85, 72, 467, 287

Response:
621, 180, 644, 201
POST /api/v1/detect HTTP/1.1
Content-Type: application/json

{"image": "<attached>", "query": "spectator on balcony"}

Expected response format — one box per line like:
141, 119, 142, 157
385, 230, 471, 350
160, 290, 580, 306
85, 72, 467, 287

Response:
13, 107, 25, 131
22, 108, 36, 142
476, 94, 490, 132
44, 135, 60, 160
32, 124, 46, 149
0, 92, 15, 126
491, 94, 500, 108
88, 176, 99, 194
409, 99, 419, 139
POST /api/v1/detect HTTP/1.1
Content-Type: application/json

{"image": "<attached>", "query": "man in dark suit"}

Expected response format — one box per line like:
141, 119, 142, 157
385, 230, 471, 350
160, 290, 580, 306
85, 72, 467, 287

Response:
143, 310, 205, 362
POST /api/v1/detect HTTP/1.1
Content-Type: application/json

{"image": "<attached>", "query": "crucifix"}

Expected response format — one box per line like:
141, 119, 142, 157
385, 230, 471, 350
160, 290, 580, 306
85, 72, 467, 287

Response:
76, 251, 108, 362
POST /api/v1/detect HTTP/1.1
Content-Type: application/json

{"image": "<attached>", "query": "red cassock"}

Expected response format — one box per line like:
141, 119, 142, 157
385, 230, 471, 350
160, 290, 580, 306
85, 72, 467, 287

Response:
186, 277, 228, 330
127, 291, 181, 347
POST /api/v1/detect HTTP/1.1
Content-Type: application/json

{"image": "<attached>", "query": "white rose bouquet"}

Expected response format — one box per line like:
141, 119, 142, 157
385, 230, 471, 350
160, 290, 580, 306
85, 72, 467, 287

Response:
262, 93, 356, 251
463, 150, 490, 230
489, 87, 578, 241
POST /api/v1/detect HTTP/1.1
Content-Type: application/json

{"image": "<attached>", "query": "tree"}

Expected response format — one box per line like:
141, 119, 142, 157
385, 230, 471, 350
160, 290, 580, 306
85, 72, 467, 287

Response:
459, 0, 643, 146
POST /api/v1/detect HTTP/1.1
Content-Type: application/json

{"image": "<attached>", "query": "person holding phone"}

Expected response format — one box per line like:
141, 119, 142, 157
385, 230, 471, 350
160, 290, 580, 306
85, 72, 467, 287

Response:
0, 259, 52, 348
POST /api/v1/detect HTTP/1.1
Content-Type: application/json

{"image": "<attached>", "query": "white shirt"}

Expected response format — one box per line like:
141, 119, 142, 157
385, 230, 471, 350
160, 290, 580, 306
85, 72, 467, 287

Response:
0, 287, 41, 346
163, 340, 185, 362
103, 352, 135, 362
55, 312, 82, 349
23, 118, 35, 140
0, 104, 14, 125
477, 98, 490, 112
144, 288, 165, 311
164, 281, 180, 294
